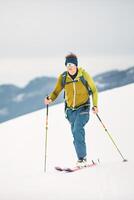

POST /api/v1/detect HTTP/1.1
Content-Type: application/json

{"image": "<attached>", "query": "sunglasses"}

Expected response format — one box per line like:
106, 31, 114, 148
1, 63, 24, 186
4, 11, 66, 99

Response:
66, 63, 76, 67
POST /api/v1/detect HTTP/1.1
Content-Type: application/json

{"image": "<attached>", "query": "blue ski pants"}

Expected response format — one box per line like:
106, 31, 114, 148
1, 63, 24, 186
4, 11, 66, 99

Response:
66, 105, 90, 160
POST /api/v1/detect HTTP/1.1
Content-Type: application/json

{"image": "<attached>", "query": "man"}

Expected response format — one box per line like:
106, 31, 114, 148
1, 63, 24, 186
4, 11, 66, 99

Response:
44, 53, 98, 167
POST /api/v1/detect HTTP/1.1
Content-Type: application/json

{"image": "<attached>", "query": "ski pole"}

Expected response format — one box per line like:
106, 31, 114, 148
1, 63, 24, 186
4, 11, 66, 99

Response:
44, 104, 49, 172
96, 113, 127, 162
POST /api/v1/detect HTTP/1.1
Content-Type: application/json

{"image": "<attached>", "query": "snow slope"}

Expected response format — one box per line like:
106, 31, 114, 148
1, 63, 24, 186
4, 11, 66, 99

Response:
0, 84, 134, 200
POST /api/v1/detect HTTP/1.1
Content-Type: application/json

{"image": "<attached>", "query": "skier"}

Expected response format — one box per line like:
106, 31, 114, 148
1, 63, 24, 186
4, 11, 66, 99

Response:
44, 53, 98, 167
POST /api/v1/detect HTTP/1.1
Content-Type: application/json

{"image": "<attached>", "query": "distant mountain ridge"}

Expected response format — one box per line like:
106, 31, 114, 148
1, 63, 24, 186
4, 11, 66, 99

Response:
0, 66, 134, 123
94, 66, 134, 91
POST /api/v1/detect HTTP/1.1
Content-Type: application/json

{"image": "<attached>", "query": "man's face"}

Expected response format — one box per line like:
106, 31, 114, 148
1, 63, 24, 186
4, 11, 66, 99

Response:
66, 63, 77, 75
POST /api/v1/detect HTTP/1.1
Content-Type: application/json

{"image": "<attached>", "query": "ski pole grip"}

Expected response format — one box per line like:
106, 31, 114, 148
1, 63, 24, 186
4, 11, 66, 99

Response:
46, 96, 49, 115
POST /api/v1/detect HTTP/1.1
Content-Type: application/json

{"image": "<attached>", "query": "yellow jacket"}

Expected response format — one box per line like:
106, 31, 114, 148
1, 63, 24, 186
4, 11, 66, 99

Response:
49, 67, 98, 109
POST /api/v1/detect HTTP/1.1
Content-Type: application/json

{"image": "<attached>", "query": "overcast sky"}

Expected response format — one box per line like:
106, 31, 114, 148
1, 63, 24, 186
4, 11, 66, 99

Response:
0, 0, 134, 58
0, 0, 134, 85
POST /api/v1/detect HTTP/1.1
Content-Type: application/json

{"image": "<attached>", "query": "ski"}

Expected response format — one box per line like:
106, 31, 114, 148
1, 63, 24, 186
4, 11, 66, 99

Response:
55, 160, 99, 173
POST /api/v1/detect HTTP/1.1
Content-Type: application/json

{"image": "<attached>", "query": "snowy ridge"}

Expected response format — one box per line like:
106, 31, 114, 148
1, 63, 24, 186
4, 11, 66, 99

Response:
0, 66, 134, 123
0, 84, 134, 200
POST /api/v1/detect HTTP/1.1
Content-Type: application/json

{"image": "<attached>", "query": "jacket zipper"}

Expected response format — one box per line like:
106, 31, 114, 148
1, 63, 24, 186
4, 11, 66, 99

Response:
73, 82, 76, 108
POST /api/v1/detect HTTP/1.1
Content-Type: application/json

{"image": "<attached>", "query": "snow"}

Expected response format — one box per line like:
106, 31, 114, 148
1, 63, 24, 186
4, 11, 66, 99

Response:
0, 84, 134, 200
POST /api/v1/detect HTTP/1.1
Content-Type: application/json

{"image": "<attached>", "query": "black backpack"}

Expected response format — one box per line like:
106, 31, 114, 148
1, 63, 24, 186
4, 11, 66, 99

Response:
61, 71, 92, 94
61, 71, 92, 110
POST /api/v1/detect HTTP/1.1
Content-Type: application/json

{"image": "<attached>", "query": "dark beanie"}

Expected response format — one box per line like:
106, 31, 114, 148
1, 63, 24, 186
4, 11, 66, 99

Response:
65, 55, 78, 66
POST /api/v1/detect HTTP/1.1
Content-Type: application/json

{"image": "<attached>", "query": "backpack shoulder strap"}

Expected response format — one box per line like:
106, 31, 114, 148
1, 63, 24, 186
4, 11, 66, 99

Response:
80, 69, 92, 95
61, 71, 67, 88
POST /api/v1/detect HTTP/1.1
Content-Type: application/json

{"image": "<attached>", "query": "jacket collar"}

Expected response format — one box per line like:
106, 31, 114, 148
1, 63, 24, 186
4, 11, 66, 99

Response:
66, 67, 83, 80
